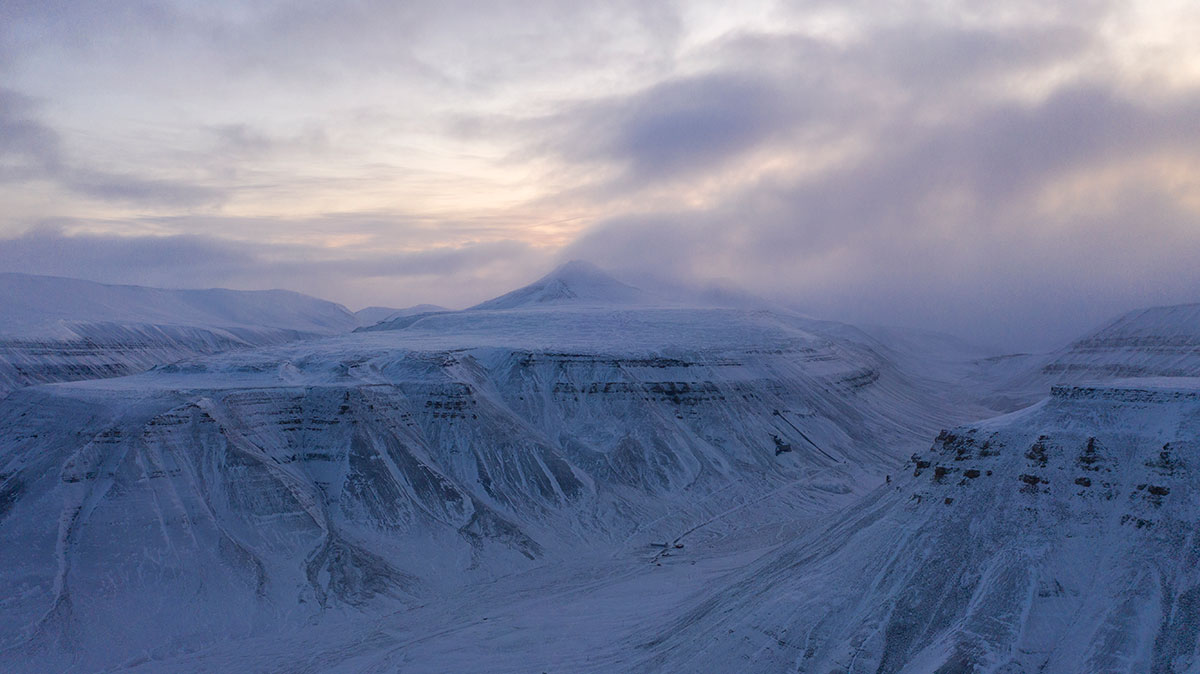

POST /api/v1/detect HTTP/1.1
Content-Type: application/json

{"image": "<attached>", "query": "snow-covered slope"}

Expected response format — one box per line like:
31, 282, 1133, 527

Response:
0, 273, 359, 394
1043, 303, 1200, 381
0, 267, 987, 672
992, 302, 1200, 410
354, 304, 447, 327
636, 378, 1200, 673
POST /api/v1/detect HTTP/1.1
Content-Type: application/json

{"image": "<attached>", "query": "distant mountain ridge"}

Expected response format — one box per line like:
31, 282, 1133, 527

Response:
0, 260, 985, 672
982, 301, 1200, 410
0, 273, 359, 393
354, 304, 449, 327
358, 260, 651, 334
1044, 301, 1200, 379
0, 273, 358, 338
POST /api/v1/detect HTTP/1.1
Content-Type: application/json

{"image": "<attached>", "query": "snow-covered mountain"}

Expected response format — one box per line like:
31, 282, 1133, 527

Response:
0, 273, 359, 394
0, 263, 1195, 673
354, 304, 448, 327
1042, 302, 1200, 382
635, 378, 1200, 673
469, 259, 647, 310
0, 263, 987, 672
985, 302, 1200, 411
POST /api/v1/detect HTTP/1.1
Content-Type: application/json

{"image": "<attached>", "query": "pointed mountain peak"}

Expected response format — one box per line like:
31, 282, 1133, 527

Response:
544, 259, 607, 281
469, 260, 644, 311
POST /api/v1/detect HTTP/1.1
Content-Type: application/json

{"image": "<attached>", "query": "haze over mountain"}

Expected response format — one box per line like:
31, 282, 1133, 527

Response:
4, 3, 1199, 352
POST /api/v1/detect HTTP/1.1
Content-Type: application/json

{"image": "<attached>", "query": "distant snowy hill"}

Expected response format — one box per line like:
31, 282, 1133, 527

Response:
0, 273, 358, 394
1042, 302, 1200, 380
990, 301, 1200, 409
354, 304, 448, 326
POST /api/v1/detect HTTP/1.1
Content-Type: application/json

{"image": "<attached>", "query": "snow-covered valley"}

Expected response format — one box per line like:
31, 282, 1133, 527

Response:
0, 263, 1198, 672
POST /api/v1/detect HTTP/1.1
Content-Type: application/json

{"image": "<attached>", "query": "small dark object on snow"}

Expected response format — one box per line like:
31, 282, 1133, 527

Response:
772, 434, 793, 456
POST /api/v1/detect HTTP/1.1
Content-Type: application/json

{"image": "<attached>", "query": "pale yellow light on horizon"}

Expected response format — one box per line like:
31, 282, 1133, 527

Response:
1101, 2, 1200, 90
1033, 152, 1200, 221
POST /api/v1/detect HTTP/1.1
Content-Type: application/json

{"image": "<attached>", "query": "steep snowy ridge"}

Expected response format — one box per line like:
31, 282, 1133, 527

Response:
0, 274, 359, 394
637, 377, 1200, 673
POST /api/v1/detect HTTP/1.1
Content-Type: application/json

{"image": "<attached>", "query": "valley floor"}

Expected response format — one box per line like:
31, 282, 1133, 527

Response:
122, 507, 824, 674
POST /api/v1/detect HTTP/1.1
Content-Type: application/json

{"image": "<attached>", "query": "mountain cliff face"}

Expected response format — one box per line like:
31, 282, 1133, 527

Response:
637, 379, 1200, 673
0, 274, 359, 394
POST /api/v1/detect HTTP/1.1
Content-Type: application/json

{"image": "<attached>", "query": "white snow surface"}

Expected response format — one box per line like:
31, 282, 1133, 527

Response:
0, 298, 981, 672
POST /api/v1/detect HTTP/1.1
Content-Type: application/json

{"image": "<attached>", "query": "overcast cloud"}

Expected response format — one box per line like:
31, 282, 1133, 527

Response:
1, 1, 1198, 350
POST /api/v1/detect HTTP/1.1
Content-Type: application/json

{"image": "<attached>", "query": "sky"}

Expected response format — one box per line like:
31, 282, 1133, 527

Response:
1, 1, 1198, 351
